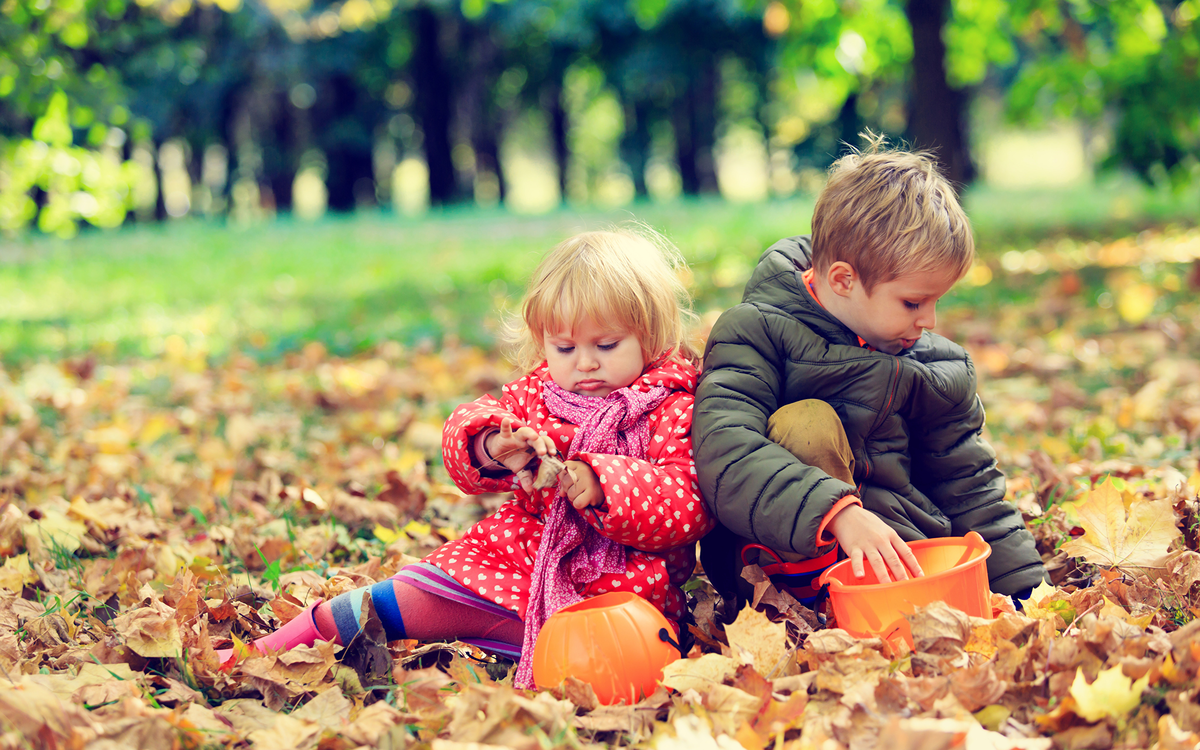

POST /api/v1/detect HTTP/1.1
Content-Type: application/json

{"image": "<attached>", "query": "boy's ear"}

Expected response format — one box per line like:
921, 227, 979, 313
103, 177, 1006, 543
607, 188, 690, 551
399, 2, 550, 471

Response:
826, 261, 859, 298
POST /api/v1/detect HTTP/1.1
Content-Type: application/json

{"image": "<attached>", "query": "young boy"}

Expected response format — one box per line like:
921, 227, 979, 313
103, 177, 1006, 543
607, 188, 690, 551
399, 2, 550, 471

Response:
693, 136, 1046, 607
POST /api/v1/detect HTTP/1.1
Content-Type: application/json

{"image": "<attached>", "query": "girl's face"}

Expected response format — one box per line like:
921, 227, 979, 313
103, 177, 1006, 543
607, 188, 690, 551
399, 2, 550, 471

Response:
543, 317, 645, 398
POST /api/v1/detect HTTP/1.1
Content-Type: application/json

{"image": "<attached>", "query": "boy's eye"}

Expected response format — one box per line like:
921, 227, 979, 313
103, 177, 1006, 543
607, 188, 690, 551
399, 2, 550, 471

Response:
903, 301, 920, 311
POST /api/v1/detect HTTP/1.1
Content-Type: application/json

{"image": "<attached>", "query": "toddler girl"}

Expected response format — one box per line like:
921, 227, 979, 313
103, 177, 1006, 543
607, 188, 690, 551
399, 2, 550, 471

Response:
219, 228, 714, 689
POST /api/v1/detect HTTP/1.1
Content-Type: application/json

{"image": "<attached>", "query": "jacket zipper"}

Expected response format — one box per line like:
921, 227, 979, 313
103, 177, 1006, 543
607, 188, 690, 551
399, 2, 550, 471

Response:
860, 358, 902, 486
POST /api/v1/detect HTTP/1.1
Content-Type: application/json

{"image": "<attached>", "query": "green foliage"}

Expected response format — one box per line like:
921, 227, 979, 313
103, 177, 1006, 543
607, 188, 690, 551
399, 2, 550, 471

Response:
0, 92, 141, 237
996, 0, 1199, 187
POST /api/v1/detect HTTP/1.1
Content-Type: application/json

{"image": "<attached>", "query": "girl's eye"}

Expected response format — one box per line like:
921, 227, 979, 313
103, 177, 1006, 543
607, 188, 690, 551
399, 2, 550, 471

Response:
598, 342, 619, 351
555, 346, 574, 354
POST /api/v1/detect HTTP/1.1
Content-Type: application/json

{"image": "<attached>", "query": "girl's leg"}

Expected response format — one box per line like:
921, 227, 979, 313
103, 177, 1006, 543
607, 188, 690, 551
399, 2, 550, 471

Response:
313, 578, 524, 647
220, 578, 523, 664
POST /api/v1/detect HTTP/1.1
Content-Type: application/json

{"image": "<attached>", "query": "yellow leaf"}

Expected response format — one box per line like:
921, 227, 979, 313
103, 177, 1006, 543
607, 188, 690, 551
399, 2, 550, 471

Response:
0, 554, 38, 592
1188, 468, 1200, 496
1069, 665, 1148, 722
1021, 580, 1058, 608
373, 525, 405, 544
1116, 282, 1157, 324
661, 653, 738, 693
1019, 581, 1072, 627
22, 510, 87, 558
1098, 597, 1132, 622
138, 414, 173, 446
402, 520, 431, 536
1060, 477, 1179, 569
724, 604, 790, 676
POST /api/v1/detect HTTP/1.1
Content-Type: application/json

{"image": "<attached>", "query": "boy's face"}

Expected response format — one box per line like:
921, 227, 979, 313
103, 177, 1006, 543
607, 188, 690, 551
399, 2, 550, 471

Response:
543, 317, 646, 398
841, 267, 959, 354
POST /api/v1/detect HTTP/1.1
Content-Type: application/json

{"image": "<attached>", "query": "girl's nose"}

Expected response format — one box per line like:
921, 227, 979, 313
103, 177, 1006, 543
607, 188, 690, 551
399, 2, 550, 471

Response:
578, 350, 599, 370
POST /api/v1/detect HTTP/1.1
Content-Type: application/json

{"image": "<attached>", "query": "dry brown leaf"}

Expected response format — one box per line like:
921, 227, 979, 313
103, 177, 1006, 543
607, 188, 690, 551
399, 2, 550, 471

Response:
723, 603, 790, 676
1061, 477, 1180, 569
660, 652, 738, 693
112, 598, 183, 658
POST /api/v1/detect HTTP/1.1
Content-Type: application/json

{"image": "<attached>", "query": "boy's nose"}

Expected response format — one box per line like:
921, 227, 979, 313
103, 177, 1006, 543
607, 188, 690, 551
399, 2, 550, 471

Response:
918, 306, 937, 330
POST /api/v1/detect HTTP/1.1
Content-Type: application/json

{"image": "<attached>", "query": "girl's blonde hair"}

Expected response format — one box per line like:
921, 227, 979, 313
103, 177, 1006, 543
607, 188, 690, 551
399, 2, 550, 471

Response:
505, 225, 698, 373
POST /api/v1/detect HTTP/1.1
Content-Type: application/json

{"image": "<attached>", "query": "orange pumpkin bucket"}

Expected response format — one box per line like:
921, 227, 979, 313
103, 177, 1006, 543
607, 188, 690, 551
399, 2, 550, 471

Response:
532, 591, 680, 705
817, 531, 993, 648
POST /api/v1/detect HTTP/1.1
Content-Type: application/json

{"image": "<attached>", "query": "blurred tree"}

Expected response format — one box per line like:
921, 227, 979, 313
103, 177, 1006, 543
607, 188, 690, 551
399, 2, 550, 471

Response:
766, 0, 916, 172
977, 0, 1200, 188
907, 0, 973, 184
0, 0, 150, 235
601, 0, 772, 197
489, 0, 605, 204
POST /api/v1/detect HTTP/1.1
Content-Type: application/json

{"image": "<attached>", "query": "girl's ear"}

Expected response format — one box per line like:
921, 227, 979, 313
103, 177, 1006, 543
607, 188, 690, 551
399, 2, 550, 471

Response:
826, 261, 859, 298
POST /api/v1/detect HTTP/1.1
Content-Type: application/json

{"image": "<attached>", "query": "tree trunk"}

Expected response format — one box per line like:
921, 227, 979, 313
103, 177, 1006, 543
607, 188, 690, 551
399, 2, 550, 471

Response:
323, 72, 375, 211
621, 99, 651, 198
263, 90, 295, 211
543, 81, 569, 204
906, 0, 974, 188
154, 139, 168, 221
674, 62, 718, 195
837, 93, 862, 155
412, 5, 459, 205
463, 27, 505, 203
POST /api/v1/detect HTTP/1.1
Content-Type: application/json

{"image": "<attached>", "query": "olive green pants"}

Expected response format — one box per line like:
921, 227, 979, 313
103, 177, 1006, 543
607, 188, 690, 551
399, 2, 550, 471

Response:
700, 400, 854, 604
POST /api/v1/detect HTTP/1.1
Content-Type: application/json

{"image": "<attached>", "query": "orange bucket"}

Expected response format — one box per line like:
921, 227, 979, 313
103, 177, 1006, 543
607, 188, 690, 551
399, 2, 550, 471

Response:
817, 531, 992, 647
531, 591, 679, 705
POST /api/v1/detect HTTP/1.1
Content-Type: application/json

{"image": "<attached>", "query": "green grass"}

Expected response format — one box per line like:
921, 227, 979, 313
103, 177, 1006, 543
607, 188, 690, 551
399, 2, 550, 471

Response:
0, 175, 1195, 365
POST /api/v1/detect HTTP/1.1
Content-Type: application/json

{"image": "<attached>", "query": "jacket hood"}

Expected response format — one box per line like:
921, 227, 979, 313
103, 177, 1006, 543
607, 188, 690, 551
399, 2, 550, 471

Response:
742, 235, 864, 348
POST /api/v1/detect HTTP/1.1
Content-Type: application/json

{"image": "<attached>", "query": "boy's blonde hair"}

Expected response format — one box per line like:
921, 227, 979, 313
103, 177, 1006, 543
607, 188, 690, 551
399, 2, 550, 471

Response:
505, 226, 698, 373
811, 132, 974, 292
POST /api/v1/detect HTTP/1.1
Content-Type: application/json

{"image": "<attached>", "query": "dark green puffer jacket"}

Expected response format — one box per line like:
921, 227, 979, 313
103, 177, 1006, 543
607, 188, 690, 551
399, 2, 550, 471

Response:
694, 236, 1046, 596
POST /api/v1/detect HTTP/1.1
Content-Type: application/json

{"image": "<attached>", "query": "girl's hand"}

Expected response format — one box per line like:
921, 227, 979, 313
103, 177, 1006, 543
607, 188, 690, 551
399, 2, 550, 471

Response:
487, 418, 558, 492
560, 460, 604, 510
826, 503, 924, 582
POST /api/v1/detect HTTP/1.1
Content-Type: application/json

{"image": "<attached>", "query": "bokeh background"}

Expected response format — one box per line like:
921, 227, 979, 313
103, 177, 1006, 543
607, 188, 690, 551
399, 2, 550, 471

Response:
1, 0, 1198, 366
5, 8, 1200, 742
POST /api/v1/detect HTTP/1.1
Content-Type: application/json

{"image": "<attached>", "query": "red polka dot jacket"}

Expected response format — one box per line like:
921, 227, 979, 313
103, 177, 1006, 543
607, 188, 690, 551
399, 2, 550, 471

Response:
434, 357, 715, 623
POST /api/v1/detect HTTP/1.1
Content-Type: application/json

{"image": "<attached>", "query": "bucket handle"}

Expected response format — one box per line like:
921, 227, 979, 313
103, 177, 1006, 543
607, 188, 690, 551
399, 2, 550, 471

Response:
946, 531, 986, 569
658, 628, 684, 657
740, 543, 785, 568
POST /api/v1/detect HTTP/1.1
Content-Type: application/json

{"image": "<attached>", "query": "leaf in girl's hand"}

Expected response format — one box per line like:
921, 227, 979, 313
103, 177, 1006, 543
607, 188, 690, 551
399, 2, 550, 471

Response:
533, 455, 567, 490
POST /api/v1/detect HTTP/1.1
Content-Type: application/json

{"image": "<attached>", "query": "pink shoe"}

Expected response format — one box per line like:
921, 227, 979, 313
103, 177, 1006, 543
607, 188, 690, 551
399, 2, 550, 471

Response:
216, 600, 325, 666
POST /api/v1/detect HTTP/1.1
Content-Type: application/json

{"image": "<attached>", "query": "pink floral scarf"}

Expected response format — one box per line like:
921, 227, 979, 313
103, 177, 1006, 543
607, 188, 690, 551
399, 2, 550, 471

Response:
513, 380, 670, 689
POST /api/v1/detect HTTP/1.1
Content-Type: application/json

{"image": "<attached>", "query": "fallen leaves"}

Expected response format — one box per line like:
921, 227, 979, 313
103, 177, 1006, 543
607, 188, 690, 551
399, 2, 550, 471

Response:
1061, 477, 1181, 569
1069, 665, 1150, 723
8, 255, 1200, 748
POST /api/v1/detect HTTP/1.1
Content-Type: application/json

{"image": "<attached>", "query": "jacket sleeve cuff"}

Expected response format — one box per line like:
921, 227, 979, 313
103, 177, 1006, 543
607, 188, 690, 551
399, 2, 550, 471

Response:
816, 495, 862, 545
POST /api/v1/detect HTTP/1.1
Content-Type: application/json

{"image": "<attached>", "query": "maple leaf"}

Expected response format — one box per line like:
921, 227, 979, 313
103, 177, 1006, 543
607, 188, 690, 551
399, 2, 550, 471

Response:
723, 604, 790, 677
1060, 477, 1179, 569
1068, 665, 1149, 723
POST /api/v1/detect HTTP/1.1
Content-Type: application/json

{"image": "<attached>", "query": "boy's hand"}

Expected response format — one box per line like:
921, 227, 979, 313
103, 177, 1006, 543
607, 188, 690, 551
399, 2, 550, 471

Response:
560, 461, 604, 510
487, 418, 558, 492
827, 504, 924, 582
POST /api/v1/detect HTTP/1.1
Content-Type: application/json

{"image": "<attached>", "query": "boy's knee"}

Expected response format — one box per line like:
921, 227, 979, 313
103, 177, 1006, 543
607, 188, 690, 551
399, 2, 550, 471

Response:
768, 400, 855, 485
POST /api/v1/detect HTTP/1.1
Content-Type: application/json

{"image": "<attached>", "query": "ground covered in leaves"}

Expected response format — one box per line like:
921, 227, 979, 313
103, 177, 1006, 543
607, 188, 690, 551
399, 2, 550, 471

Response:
5, 226, 1200, 748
